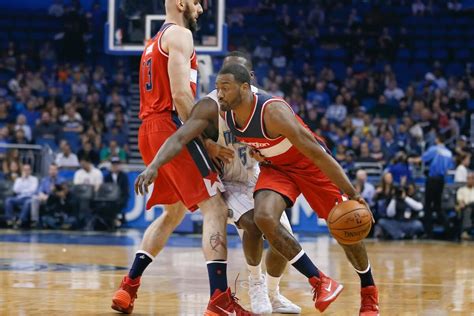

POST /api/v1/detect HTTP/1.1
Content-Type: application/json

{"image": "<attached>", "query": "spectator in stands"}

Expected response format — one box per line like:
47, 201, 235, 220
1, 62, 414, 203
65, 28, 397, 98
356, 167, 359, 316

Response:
348, 134, 361, 157
374, 183, 424, 240
73, 156, 103, 191
42, 182, 76, 229
253, 36, 272, 62
354, 169, 375, 207
341, 149, 356, 178
454, 135, 472, 165
374, 172, 395, 219
0, 127, 9, 159
29, 163, 65, 224
105, 104, 127, 129
55, 140, 80, 168
456, 172, 474, 240
100, 140, 127, 163
387, 152, 413, 185
356, 142, 376, 163
308, 81, 330, 111
455, 153, 470, 183
4, 160, 21, 182
228, 8, 244, 27
370, 138, 386, 162
384, 79, 405, 102
34, 111, 61, 147
104, 157, 129, 226
14, 114, 32, 142
13, 128, 29, 145
48, 0, 64, 17
71, 70, 88, 100
22, 97, 41, 127
447, 0, 463, 12
60, 103, 83, 133
325, 95, 348, 123
4, 163, 38, 227
412, 0, 426, 16
77, 141, 100, 166
413, 134, 454, 238
0, 100, 14, 128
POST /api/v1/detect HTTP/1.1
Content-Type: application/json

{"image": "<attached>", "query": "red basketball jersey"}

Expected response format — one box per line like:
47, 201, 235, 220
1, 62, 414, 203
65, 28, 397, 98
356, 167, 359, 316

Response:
139, 23, 198, 120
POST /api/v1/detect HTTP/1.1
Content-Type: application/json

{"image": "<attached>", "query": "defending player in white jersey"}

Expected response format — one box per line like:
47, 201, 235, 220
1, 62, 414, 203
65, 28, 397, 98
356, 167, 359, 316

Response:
135, 51, 301, 314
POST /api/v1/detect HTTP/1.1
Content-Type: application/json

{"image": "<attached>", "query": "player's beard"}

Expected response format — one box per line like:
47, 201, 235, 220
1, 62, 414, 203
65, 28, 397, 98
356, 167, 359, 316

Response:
184, 3, 198, 33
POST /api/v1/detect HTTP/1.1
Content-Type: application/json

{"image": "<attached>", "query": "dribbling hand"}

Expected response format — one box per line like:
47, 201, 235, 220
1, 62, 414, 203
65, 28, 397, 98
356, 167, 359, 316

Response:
349, 195, 375, 223
134, 167, 158, 196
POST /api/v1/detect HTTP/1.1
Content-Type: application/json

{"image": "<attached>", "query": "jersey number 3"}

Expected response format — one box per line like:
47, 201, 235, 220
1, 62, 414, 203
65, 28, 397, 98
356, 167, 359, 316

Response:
144, 58, 152, 91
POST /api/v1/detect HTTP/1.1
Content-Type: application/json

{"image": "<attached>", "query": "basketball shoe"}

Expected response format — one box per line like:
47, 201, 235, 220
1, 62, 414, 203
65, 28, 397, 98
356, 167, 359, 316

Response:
359, 285, 379, 316
309, 272, 344, 312
248, 275, 272, 314
268, 287, 301, 314
204, 287, 255, 316
111, 276, 140, 314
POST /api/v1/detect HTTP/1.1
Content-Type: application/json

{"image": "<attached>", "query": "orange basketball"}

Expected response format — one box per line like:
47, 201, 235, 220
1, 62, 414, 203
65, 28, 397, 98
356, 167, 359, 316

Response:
327, 200, 373, 245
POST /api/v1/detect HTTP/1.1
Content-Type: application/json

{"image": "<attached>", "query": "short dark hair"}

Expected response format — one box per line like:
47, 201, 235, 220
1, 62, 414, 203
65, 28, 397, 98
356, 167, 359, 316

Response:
218, 63, 251, 85
225, 50, 253, 69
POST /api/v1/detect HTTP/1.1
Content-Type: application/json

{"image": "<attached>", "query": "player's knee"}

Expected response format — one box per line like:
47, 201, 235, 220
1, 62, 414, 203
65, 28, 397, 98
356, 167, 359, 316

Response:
253, 209, 278, 232
238, 214, 262, 237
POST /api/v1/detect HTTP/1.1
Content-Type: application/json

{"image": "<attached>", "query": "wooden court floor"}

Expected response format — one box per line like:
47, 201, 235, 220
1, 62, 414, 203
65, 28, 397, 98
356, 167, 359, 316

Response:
0, 230, 472, 315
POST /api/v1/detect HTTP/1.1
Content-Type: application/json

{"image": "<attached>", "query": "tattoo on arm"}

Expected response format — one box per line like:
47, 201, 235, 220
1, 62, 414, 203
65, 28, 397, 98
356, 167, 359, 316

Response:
210, 232, 227, 252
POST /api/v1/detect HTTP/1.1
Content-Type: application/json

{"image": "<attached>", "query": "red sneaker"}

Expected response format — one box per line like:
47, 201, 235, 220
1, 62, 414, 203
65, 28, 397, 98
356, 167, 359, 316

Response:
204, 287, 256, 316
360, 286, 379, 316
309, 272, 344, 312
111, 276, 141, 314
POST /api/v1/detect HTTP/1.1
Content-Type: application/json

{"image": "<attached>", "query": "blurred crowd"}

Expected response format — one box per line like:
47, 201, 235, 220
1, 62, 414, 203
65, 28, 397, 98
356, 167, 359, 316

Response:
226, 0, 474, 240
0, 0, 473, 239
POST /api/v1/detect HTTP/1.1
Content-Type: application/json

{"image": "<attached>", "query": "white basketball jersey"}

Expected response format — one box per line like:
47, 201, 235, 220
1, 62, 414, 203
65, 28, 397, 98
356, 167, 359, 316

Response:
206, 86, 259, 184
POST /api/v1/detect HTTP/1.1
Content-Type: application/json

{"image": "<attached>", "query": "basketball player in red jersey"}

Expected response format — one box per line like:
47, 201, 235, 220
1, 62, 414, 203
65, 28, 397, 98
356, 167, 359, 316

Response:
111, 1, 252, 315
209, 64, 379, 315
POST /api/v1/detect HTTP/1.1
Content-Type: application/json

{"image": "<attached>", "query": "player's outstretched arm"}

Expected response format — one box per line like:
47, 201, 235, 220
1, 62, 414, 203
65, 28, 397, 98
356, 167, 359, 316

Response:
264, 102, 359, 200
166, 27, 195, 121
135, 98, 218, 195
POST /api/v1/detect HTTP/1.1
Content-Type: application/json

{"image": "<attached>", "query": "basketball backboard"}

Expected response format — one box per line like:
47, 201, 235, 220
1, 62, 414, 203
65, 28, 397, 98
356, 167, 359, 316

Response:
106, 0, 226, 55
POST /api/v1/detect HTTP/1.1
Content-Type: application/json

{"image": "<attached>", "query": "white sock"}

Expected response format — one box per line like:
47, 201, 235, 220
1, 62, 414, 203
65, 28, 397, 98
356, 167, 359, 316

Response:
266, 273, 281, 294
248, 264, 262, 280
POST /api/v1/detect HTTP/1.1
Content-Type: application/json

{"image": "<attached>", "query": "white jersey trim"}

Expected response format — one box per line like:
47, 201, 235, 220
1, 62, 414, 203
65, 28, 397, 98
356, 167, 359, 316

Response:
258, 138, 293, 158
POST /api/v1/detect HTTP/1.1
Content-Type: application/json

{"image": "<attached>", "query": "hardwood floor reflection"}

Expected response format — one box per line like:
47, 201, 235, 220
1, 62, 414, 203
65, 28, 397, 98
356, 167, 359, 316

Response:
0, 231, 472, 315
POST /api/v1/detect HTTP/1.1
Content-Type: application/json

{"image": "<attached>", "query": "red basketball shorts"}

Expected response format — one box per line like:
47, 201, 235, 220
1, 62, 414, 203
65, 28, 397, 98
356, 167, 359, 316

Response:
255, 157, 345, 220
138, 112, 223, 211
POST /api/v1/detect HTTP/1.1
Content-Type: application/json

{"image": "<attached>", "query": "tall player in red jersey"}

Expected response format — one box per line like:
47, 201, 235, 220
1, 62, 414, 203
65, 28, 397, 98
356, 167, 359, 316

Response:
213, 64, 380, 315
111, 1, 252, 315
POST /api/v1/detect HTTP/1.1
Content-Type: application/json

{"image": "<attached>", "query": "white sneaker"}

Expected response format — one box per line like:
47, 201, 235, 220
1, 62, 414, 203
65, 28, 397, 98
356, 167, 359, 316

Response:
248, 275, 272, 314
269, 289, 301, 314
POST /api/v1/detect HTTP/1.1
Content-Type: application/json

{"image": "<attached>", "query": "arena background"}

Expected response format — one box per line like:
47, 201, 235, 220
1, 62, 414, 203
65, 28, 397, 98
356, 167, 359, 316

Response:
0, 0, 473, 236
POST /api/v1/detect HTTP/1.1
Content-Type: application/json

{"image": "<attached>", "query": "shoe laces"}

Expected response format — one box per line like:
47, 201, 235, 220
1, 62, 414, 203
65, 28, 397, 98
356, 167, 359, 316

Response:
230, 274, 254, 316
247, 276, 268, 301
311, 277, 322, 301
122, 278, 139, 299
361, 291, 378, 311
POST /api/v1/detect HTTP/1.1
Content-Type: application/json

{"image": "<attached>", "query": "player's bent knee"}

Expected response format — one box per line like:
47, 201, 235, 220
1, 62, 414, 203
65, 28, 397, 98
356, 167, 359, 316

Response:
253, 210, 278, 231
238, 214, 262, 237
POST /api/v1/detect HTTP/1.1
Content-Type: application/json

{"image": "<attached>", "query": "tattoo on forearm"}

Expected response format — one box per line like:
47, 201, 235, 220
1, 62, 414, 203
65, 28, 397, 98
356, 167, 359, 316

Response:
210, 232, 227, 252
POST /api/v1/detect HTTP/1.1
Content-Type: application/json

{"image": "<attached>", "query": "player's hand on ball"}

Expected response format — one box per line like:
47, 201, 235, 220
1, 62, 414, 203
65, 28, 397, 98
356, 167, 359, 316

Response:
135, 167, 158, 195
204, 139, 234, 164
349, 195, 375, 223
